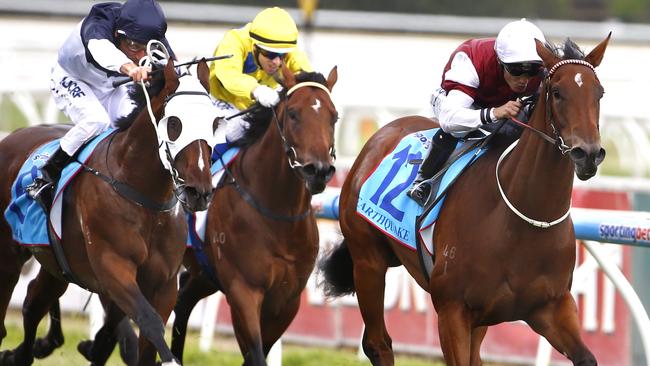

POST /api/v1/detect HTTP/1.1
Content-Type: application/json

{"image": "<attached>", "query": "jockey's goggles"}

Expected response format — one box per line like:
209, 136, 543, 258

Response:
121, 37, 147, 53
501, 61, 542, 77
257, 47, 287, 60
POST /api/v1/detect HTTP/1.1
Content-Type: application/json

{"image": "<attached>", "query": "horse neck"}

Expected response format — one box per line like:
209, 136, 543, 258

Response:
112, 102, 172, 199
499, 93, 574, 218
239, 114, 311, 212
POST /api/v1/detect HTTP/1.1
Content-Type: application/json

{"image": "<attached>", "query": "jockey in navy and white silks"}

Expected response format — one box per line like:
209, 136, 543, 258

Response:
38, 0, 174, 194
408, 19, 546, 206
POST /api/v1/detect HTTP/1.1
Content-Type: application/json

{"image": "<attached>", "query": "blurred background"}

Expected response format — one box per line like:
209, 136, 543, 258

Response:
1, 1, 650, 365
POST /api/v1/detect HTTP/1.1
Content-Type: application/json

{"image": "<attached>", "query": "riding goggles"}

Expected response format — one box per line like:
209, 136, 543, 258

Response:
121, 37, 147, 53
502, 61, 542, 77
257, 47, 287, 60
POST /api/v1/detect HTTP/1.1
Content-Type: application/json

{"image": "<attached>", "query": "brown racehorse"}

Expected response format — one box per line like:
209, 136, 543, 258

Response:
320, 36, 610, 366
0, 59, 219, 366
170, 66, 338, 365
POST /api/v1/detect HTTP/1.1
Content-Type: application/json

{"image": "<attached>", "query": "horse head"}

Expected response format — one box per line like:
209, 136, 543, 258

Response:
535, 35, 610, 180
154, 59, 220, 211
275, 66, 339, 194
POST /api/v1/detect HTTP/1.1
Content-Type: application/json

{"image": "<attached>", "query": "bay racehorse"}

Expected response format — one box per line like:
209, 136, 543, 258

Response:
170, 66, 338, 365
320, 36, 609, 366
0, 59, 220, 365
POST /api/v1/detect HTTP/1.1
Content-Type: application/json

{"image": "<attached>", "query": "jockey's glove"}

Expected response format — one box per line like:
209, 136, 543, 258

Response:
253, 85, 280, 107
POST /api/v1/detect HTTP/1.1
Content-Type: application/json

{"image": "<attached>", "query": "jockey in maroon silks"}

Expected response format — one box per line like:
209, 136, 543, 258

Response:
408, 19, 546, 206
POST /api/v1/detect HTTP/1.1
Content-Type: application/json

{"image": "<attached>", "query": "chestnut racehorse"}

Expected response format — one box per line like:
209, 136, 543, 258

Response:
321, 36, 609, 366
170, 66, 338, 365
0, 59, 219, 366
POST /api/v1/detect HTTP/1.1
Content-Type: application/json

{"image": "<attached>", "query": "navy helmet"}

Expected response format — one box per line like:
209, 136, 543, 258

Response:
116, 0, 167, 44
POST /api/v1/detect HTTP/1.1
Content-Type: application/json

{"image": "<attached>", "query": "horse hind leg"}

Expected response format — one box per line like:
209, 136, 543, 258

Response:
0, 265, 23, 349
32, 302, 64, 359
171, 270, 218, 363
0, 242, 31, 348
351, 245, 394, 365
526, 292, 596, 365
0, 267, 68, 366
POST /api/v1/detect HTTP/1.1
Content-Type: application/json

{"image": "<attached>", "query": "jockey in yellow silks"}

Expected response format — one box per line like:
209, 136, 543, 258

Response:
209, 7, 312, 144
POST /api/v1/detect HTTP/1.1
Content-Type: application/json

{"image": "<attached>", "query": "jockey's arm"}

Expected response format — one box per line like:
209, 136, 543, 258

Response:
209, 31, 260, 101
438, 90, 490, 136
87, 39, 131, 74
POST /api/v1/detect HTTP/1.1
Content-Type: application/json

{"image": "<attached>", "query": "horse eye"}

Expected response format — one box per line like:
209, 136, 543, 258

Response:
552, 89, 562, 100
167, 116, 182, 141
288, 109, 299, 120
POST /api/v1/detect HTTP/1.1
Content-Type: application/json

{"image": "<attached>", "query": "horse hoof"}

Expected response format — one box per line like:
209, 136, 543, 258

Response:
33, 336, 64, 359
77, 340, 93, 362
0, 348, 31, 366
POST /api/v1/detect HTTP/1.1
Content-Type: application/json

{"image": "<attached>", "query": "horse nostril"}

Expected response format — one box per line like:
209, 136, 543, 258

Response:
569, 148, 586, 163
595, 148, 606, 166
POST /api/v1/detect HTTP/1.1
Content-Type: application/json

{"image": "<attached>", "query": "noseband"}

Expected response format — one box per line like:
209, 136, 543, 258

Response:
273, 81, 336, 171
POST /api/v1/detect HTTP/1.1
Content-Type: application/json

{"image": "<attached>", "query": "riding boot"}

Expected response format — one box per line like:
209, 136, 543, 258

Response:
407, 130, 457, 206
29, 147, 72, 208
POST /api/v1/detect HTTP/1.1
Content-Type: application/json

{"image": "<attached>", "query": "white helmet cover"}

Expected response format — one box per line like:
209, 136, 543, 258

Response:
495, 18, 546, 64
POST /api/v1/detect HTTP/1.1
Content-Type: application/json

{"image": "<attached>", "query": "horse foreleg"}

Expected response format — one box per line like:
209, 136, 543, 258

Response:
526, 292, 596, 366
353, 259, 393, 366
228, 285, 266, 366
171, 271, 218, 363
260, 295, 300, 357
137, 275, 179, 366
97, 261, 179, 366
77, 300, 131, 366
32, 301, 64, 359
436, 303, 472, 366
469, 326, 487, 366
0, 268, 67, 366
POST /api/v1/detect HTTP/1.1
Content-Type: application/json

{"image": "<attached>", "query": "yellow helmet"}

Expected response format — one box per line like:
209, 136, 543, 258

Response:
249, 7, 298, 53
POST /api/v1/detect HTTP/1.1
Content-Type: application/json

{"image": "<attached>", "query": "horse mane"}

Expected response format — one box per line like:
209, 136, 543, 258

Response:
234, 70, 328, 148
114, 69, 168, 131
546, 38, 586, 61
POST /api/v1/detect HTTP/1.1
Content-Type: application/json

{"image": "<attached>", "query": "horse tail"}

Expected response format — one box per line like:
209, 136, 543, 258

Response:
318, 239, 355, 297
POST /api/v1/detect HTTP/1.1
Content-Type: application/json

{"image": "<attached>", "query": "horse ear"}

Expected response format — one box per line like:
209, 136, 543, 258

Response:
326, 66, 338, 91
281, 64, 296, 89
163, 57, 179, 93
535, 39, 558, 71
584, 32, 611, 68
196, 58, 210, 92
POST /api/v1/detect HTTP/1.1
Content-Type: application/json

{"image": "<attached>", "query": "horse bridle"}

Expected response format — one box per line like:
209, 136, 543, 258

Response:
496, 59, 597, 228
225, 81, 335, 222
509, 59, 597, 155
273, 81, 337, 171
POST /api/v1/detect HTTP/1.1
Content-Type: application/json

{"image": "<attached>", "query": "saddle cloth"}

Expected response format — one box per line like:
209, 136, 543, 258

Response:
4, 129, 115, 245
356, 128, 485, 254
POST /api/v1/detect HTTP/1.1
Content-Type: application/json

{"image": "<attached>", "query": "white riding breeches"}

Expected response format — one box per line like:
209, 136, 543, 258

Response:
212, 99, 250, 143
50, 64, 136, 155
